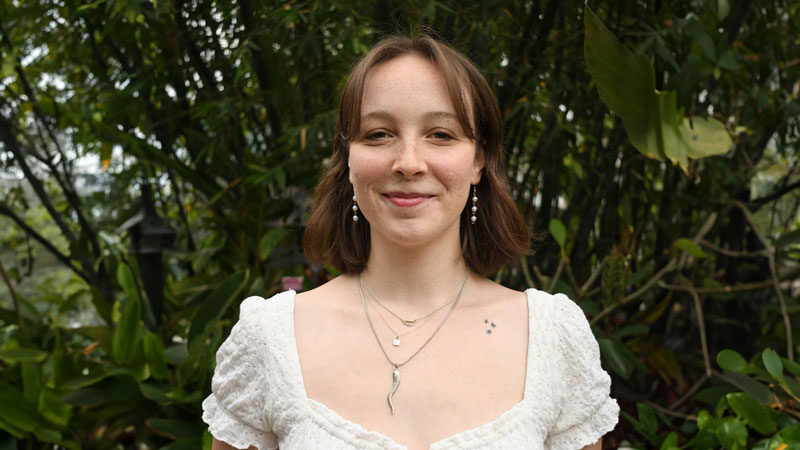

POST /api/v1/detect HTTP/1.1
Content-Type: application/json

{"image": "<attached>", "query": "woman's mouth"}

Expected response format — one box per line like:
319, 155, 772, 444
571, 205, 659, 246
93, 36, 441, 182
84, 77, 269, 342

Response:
383, 192, 433, 207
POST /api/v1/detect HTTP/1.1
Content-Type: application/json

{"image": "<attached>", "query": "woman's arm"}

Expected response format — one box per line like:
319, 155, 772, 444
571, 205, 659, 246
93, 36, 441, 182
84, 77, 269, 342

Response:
211, 438, 261, 450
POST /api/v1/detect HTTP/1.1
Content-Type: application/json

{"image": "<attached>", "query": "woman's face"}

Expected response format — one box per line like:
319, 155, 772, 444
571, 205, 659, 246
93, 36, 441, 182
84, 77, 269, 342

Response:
348, 54, 484, 248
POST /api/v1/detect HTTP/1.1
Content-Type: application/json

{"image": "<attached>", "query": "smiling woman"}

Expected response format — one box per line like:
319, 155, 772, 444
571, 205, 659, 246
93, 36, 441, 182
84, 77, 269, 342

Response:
203, 34, 618, 450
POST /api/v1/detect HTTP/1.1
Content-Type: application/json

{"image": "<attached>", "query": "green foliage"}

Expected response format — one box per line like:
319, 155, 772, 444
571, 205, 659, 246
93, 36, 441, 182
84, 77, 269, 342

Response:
0, 0, 798, 448
584, 5, 733, 173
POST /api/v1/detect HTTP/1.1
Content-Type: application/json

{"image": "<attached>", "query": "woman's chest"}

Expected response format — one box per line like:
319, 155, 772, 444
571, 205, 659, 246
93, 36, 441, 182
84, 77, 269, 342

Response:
294, 295, 531, 449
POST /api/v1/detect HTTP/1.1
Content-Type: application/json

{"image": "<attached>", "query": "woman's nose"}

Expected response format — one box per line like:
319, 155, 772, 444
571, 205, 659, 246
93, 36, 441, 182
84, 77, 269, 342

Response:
391, 139, 427, 178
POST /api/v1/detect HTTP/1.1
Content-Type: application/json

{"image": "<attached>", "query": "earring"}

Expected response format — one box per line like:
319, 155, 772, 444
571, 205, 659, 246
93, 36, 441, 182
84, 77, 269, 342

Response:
470, 186, 478, 224
352, 195, 359, 222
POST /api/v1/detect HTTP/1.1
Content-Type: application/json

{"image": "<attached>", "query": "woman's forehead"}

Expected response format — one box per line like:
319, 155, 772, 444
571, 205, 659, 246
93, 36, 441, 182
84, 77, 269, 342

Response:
358, 54, 475, 129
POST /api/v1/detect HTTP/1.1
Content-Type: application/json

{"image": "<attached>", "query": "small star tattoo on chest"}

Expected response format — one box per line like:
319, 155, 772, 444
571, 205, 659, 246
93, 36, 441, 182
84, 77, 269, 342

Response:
484, 319, 497, 334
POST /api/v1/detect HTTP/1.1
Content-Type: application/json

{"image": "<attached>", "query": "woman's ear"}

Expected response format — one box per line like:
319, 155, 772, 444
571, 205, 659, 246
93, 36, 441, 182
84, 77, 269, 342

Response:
472, 146, 486, 184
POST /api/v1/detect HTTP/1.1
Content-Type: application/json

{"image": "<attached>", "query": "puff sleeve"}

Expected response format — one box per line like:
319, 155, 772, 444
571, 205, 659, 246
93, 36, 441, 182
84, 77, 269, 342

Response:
202, 296, 279, 449
545, 294, 619, 449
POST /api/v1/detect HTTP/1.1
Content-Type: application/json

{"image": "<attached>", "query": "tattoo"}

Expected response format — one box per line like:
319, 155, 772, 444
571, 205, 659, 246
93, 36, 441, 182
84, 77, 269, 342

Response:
484, 319, 496, 335
486, 329, 492, 334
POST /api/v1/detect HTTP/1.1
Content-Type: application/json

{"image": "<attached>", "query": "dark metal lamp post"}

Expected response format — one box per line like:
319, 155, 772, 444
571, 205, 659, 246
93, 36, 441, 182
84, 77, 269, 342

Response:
118, 181, 176, 331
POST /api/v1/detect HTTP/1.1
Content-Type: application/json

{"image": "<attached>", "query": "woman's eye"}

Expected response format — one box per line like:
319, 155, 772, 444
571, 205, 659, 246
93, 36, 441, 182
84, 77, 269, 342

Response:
365, 131, 390, 140
431, 131, 454, 140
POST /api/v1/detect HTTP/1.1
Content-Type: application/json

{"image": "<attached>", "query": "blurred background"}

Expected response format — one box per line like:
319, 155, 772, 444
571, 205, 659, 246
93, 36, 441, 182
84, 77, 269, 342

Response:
0, 0, 798, 448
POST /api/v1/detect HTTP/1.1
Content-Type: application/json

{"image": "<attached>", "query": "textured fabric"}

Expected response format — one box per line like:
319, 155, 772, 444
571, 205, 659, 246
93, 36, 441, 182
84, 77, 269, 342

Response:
202, 289, 619, 449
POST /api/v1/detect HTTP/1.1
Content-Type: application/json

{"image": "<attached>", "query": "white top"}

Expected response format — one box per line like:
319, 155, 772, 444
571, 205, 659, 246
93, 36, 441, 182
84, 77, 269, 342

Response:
202, 289, 619, 450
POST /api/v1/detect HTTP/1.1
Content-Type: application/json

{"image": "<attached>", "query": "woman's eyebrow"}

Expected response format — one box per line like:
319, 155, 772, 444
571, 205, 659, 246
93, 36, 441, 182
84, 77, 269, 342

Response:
360, 110, 458, 122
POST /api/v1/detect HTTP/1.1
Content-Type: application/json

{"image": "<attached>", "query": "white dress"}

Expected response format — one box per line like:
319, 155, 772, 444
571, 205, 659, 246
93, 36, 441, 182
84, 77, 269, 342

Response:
202, 289, 619, 450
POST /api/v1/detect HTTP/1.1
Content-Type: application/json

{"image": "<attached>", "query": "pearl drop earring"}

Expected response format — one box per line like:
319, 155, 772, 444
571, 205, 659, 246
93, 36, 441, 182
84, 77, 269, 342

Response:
352, 195, 359, 223
470, 186, 478, 224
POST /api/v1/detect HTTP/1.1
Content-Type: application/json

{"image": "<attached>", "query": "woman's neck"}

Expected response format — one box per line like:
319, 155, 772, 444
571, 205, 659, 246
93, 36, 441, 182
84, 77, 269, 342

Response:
360, 232, 470, 313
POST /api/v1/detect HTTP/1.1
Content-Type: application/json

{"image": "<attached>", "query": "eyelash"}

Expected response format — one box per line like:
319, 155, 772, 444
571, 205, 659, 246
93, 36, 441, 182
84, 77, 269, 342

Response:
363, 131, 455, 141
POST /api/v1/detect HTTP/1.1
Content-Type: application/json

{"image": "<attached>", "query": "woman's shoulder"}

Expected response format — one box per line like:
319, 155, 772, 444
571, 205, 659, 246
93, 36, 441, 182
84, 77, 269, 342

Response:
227, 290, 296, 342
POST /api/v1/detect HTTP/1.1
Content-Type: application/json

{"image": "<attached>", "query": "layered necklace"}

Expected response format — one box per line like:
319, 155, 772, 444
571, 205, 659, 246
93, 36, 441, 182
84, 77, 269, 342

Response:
358, 272, 468, 415
362, 277, 458, 346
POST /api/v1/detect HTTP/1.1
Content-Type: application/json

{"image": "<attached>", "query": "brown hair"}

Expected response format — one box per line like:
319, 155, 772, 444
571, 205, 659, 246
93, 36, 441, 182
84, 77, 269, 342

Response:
303, 34, 530, 276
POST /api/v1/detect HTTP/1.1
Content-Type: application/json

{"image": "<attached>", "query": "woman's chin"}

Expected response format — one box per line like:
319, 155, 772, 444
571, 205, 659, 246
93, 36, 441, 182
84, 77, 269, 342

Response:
371, 220, 455, 248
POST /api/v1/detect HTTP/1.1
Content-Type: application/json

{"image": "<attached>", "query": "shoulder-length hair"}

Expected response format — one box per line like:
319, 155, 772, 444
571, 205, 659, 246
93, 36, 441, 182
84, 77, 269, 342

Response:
303, 34, 531, 276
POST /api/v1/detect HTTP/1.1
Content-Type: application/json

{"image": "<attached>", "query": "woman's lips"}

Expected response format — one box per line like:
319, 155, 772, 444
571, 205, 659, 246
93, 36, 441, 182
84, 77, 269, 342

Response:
383, 193, 433, 207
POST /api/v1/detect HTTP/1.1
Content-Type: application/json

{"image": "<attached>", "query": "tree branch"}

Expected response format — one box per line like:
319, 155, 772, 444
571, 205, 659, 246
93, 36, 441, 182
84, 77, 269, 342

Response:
0, 203, 92, 284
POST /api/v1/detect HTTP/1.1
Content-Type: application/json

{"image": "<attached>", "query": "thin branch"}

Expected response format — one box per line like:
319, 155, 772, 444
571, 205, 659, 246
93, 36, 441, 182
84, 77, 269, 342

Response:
643, 400, 697, 421
750, 177, 800, 207
678, 276, 712, 378
671, 374, 709, 410
590, 259, 677, 325
657, 267, 800, 294
0, 113, 77, 245
580, 260, 604, 296
0, 203, 92, 283
699, 238, 767, 258
520, 256, 536, 289
732, 200, 793, 360
548, 257, 565, 293
0, 258, 25, 337
589, 213, 718, 325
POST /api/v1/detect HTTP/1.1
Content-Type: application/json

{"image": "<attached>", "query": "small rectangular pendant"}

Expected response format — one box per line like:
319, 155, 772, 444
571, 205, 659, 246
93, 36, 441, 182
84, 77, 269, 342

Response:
392, 335, 400, 346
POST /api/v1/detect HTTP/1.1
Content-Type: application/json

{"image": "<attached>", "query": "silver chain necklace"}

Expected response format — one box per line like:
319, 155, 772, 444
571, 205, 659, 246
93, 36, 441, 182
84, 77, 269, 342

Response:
358, 272, 468, 415
362, 275, 458, 327
367, 294, 434, 347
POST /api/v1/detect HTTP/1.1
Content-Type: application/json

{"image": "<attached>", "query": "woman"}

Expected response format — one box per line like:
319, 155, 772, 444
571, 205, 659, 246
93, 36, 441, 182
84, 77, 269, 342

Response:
203, 34, 618, 450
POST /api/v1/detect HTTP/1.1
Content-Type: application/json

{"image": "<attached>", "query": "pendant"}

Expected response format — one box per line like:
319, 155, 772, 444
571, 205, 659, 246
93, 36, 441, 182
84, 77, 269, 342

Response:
392, 335, 400, 346
402, 319, 416, 327
387, 366, 400, 415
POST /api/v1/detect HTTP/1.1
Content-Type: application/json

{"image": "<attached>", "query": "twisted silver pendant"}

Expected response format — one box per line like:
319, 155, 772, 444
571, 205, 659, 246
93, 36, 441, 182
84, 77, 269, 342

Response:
387, 366, 400, 415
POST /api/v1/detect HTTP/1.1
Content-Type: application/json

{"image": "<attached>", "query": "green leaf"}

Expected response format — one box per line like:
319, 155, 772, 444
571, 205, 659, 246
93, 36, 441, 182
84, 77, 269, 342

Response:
549, 218, 566, 248
149, 418, 202, 440
685, 19, 716, 61
697, 409, 714, 430
611, 324, 650, 339
584, 5, 660, 160
139, 382, 172, 403
143, 331, 168, 380
680, 117, 733, 159
718, 0, 730, 20
598, 338, 632, 379
687, 429, 719, 448
62, 376, 141, 406
762, 348, 784, 383
0, 380, 50, 433
584, 5, 731, 171
22, 361, 42, 405
723, 372, 772, 404
38, 389, 72, 428
715, 417, 748, 450
116, 262, 140, 301
0, 348, 48, 363
726, 392, 777, 435
260, 229, 288, 260
717, 349, 756, 374
188, 270, 248, 344
675, 238, 710, 258
112, 295, 142, 364
660, 431, 679, 450
636, 403, 658, 435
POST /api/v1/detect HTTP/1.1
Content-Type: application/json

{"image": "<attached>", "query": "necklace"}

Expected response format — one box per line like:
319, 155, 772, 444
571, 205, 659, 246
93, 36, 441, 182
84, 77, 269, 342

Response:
367, 293, 434, 347
362, 275, 458, 327
358, 272, 468, 415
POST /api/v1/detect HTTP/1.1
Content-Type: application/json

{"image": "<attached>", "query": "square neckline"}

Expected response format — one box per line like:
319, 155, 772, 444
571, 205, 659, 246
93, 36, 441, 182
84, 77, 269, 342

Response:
285, 289, 538, 450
